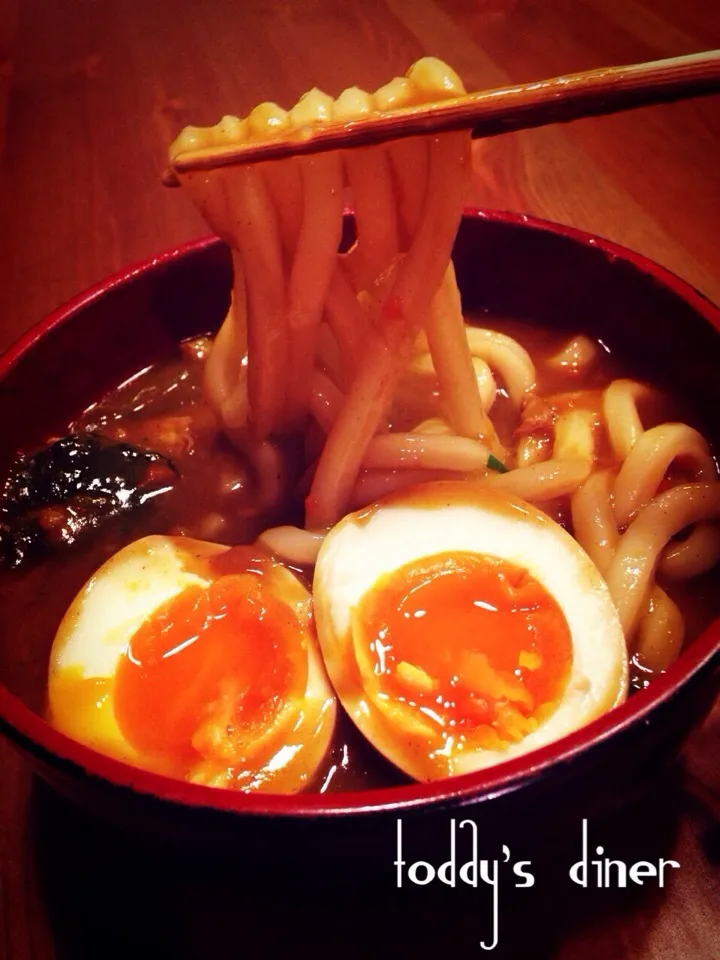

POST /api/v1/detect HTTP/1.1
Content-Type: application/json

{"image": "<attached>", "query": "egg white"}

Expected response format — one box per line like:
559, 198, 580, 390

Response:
313, 480, 629, 781
53, 536, 223, 680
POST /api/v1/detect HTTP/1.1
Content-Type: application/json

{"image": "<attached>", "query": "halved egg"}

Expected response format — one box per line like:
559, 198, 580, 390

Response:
48, 535, 337, 792
313, 481, 628, 781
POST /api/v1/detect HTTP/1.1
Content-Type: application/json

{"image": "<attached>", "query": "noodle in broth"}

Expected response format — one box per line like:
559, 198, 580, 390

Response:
169, 57, 720, 680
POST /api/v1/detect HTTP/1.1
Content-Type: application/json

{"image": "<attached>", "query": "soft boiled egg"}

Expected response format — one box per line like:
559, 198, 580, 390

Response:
48, 535, 336, 792
313, 480, 628, 782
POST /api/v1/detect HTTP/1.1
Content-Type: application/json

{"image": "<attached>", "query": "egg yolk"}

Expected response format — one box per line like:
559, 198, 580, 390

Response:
356, 552, 572, 751
113, 572, 307, 776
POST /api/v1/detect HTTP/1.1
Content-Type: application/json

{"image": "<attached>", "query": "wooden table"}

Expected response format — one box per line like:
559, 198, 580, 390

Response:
0, 1, 718, 957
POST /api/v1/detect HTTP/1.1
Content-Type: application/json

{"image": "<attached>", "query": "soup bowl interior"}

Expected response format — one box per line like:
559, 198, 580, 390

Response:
0, 210, 719, 863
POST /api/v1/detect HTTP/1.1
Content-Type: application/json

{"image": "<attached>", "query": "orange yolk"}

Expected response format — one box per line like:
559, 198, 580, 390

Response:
357, 552, 572, 749
113, 573, 307, 775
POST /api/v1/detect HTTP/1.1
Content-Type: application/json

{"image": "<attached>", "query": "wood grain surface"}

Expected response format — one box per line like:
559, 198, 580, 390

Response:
0, 1, 718, 958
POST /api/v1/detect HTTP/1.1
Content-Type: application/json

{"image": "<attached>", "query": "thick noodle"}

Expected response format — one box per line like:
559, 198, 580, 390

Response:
172, 57, 720, 682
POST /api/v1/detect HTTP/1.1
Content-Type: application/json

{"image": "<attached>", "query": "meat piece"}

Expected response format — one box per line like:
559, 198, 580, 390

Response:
515, 396, 555, 436
515, 390, 603, 438
99, 408, 218, 459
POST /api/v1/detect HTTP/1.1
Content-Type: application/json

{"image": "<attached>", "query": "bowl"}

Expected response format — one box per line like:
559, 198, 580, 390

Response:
1, 210, 719, 867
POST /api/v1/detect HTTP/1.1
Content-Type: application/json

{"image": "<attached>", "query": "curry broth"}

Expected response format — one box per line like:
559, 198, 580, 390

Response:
1, 317, 718, 794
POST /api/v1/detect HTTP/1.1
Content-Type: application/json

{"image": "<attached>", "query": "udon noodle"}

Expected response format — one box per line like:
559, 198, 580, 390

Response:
168, 57, 720, 680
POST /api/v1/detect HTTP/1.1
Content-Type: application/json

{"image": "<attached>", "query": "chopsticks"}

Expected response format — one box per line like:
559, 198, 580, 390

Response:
163, 49, 720, 186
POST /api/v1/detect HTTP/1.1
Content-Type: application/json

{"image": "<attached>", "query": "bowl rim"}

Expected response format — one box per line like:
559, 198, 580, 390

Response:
1, 208, 719, 819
